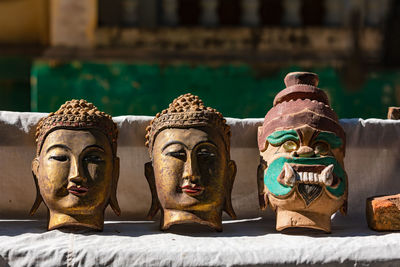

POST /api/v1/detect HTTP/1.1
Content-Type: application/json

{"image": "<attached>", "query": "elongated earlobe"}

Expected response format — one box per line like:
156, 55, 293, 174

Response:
30, 158, 43, 216
223, 160, 237, 219
110, 157, 121, 216
145, 162, 160, 219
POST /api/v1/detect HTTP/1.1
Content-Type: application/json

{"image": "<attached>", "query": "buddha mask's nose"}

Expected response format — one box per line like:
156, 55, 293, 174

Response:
68, 159, 87, 183
182, 154, 201, 184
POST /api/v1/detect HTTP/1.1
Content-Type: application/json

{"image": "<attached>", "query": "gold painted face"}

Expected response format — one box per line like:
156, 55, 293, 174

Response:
154, 127, 227, 209
144, 93, 236, 231
149, 127, 236, 231
32, 129, 118, 230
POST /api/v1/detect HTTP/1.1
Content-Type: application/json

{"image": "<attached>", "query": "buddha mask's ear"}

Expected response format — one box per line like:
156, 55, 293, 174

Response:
110, 156, 121, 216
223, 160, 237, 219
257, 160, 268, 210
29, 158, 43, 216
145, 161, 160, 219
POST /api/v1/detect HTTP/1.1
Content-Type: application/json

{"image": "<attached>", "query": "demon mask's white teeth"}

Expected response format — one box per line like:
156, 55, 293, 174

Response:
279, 163, 335, 186
283, 162, 296, 186
319, 164, 334, 186
298, 172, 318, 183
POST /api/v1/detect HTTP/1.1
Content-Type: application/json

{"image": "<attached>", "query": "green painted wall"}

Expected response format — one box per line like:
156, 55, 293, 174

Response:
0, 57, 31, 112
29, 60, 400, 118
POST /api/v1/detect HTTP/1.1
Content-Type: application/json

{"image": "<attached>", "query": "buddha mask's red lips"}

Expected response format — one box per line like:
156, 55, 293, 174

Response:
67, 185, 89, 196
181, 185, 204, 196
278, 163, 338, 187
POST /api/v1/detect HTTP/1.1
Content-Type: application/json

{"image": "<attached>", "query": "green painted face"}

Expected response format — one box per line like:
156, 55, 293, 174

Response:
264, 157, 346, 197
312, 132, 343, 149
267, 129, 342, 149
263, 128, 346, 198
267, 130, 299, 146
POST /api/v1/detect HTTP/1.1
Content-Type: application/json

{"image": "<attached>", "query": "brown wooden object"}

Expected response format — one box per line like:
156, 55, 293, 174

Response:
366, 194, 400, 231
257, 72, 348, 233
387, 107, 400, 119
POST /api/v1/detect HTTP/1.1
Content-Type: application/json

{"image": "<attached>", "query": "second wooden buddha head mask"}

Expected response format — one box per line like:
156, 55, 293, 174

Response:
145, 93, 236, 231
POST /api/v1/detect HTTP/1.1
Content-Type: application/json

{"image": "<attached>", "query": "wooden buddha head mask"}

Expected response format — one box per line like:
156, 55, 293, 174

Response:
145, 93, 236, 231
257, 72, 348, 233
31, 99, 120, 231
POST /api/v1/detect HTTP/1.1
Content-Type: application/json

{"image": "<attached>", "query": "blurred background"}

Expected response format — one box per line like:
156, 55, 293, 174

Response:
0, 0, 399, 118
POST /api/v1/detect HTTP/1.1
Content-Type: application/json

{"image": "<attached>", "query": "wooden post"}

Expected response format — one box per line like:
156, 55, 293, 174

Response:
365, 0, 391, 26
282, 0, 302, 26
122, 0, 140, 26
139, 0, 158, 28
241, 0, 260, 27
50, 0, 97, 47
200, 0, 218, 27
162, 0, 178, 26
324, 0, 345, 26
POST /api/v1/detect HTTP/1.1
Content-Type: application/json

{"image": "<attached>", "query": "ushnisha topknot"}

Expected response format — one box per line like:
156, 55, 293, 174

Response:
145, 93, 231, 156
35, 99, 118, 156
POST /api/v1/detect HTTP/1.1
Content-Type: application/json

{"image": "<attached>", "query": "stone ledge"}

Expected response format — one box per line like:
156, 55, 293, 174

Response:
95, 27, 382, 56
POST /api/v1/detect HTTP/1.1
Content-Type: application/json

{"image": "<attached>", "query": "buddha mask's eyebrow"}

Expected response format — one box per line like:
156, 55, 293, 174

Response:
83, 144, 105, 152
162, 141, 187, 152
314, 132, 343, 148
194, 140, 218, 149
267, 129, 299, 145
45, 144, 71, 154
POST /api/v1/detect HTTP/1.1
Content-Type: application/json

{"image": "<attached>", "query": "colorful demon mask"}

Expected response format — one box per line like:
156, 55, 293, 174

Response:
30, 99, 120, 231
257, 72, 347, 233
145, 93, 236, 231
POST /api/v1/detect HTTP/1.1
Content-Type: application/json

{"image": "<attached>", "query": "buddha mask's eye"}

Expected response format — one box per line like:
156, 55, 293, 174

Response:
282, 140, 298, 152
166, 149, 186, 160
314, 141, 330, 155
83, 155, 104, 164
49, 155, 69, 162
197, 148, 216, 160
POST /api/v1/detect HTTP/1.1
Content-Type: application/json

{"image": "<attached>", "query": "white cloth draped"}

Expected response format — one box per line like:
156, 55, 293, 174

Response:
0, 111, 399, 265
